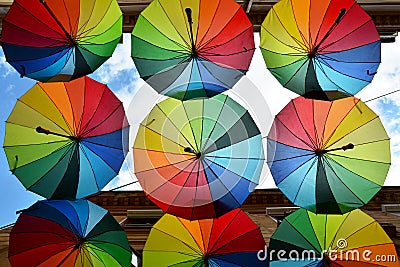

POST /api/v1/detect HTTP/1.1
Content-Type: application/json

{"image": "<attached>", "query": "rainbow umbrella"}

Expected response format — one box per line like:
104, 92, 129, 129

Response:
9, 200, 131, 267
1, 0, 122, 82
133, 94, 264, 220
143, 209, 266, 266
3, 76, 129, 199
267, 96, 390, 214
131, 0, 255, 100
269, 208, 399, 266
260, 0, 381, 100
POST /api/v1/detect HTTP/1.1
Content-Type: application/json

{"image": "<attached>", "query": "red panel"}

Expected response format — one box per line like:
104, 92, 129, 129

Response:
320, 5, 379, 53
209, 211, 262, 254
201, 28, 255, 70
314, 0, 354, 48
79, 86, 124, 137
47, 0, 80, 37
292, 97, 318, 148
80, 77, 107, 134
207, 209, 241, 251
65, 77, 86, 132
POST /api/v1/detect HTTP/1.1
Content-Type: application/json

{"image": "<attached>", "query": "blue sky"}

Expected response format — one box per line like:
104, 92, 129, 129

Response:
1, 33, 399, 227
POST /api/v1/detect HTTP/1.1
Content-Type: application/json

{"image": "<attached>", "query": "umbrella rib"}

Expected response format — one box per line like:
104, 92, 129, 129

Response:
181, 60, 194, 101
14, 100, 72, 137
83, 129, 128, 150
5, 1, 66, 41
318, 5, 368, 53
131, 35, 189, 55
203, 154, 257, 184
196, 59, 233, 90
321, 156, 366, 207
190, 162, 202, 220
197, 8, 241, 51
195, 0, 222, 48
80, 103, 123, 137
148, 103, 199, 150
267, 7, 309, 51
323, 117, 381, 150
291, 100, 319, 149
181, 99, 200, 151
206, 155, 264, 161
40, 0, 75, 45
325, 154, 384, 186
157, 1, 191, 49
326, 146, 390, 165
318, 99, 334, 147
207, 210, 241, 253
40, 85, 75, 135
291, 157, 318, 202
274, 116, 316, 151
78, 145, 101, 191
78, 19, 121, 44
77, 0, 113, 38
202, 159, 241, 208
134, 147, 196, 159
210, 228, 260, 255
200, 97, 234, 151
304, 211, 323, 252
165, 161, 200, 216
134, 152, 195, 175
260, 26, 307, 54
151, 228, 203, 255
199, 25, 254, 56
86, 239, 131, 266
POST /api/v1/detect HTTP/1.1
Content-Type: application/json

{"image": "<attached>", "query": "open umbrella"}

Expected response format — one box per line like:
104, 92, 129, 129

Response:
9, 199, 131, 267
1, 0, 122, 82
269, 208, 399, 266
131, 0, 255, 100
3, 76, 129, 199
260, 0, 381, 100
267, 96, 390, 214
143, 209, 266, 266
133, 94, 264, 220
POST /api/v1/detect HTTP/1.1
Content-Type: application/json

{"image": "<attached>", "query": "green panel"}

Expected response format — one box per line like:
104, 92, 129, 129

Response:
308, 212, 327, 251
324, 156, 382, 204
158, 99, 197, 149
285, 210, 322, 252
132, 36, 188, 61
201, 95, 227, 148
328, 153, 389, 186
79, 32, 120, 58
87, 242, 131, 267
261, 48, 307, 70
323, 158, 365, 213
271, 219, 318, 252
13, 144, 74, 188
144, 251, 202, 266
133, 15, 187, 52
142, 104, 193, 150
141, 0, 189, 48
325, 215, 348, 250
183, 100, 203, 151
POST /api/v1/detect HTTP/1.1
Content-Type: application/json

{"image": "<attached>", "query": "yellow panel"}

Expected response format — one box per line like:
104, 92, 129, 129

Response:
291, 0, 310, 47
134, 126, 185, 154
19, 84, 71, 134
324, 101, 378, 148
180, 219, 208, 253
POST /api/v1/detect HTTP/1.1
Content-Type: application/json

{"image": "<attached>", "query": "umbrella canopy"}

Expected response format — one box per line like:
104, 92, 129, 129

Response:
3, 76, 129, 199
1, 0, 122, 82
133, 94, 264, 220
260, 0, 381, 100
269, 208, 399, 266
143, 209, 266, 266
9, 199, 131, 267
131, 0, 255, 100
267, 96, 390, 214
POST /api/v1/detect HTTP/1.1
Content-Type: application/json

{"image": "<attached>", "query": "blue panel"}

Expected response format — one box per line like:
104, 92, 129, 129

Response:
82, 140, 125, 173
84, 201, 108, 236
197, 59, 229, 91
44, 200, 83, 236
84, 129, 128, 151
213, 252, 267, 267
77, 146, 101, 198
80, 145, 117, 190
268, 140, 315, 184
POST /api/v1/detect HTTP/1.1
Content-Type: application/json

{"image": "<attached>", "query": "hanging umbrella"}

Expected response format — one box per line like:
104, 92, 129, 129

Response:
133, 94, 265, 220
1, 0, 122, 82
269, 208, 399, 266
9, 199, 131, 267
3, 76, 129, 199
131, 0, 255, 100
260, 0, 381, 100
143, 209, 266, 266
267, 96, 390, 214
